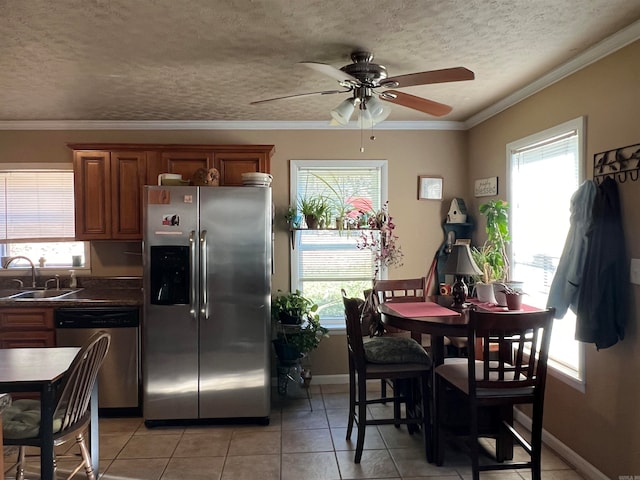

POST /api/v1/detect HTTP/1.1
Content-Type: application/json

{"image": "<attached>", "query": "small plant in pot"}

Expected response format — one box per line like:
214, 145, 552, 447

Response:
284, 205, 302, 229
271, 289, 317, 325
298, 195, 330, 229
271, 290, 329, 364
500, 284, 526, 311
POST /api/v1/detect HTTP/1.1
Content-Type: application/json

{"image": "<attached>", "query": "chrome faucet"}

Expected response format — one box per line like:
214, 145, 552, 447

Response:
45, 274, 60, 290
3, 256, 37, 288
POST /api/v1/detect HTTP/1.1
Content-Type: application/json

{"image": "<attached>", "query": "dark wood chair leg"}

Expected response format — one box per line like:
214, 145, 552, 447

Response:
355, 373, 368, 463
346, 357, 356, 440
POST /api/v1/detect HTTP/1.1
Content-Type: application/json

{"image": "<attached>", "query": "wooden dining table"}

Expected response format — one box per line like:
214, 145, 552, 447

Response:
0, 347, 100, 480
379, 299, 539, 463
378, 301, 464, 367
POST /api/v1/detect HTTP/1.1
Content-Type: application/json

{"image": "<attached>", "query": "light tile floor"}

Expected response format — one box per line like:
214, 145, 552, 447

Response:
3, 383, 586, 480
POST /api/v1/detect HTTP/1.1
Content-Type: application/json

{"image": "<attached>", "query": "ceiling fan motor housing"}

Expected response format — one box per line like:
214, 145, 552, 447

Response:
340, 51, 388, 87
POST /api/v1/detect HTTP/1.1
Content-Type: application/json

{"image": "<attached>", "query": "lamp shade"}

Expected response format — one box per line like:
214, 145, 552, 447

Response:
442, 244, 482, 276
331, 98, 357, 125
358, 96, 391, 128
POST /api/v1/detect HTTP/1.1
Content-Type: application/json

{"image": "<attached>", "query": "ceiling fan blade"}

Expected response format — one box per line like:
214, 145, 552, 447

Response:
250, 90, 348, 105
385, 67, 474, 88
381, 91, 452, 117
300, 61, 359, 84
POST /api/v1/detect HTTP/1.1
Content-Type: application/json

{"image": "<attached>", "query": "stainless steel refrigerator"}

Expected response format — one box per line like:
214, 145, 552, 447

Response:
142, 185, 271, 425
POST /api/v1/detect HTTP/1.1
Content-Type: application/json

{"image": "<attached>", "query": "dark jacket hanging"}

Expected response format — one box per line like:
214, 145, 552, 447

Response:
576, 176, 628, 349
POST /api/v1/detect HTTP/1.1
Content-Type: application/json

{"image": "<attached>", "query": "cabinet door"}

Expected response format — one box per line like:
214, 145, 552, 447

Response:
73, 151, 111, 239
160, 151, 214, 183
215, 152, 269, 186
0, 331, 55, 348
111, 151, 146, 239
0, 308, 55, 348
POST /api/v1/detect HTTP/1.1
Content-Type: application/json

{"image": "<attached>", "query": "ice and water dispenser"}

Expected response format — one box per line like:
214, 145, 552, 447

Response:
149, 246, 190, 305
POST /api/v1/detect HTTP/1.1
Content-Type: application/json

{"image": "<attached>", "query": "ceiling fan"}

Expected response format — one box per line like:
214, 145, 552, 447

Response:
250, 51, 475, 126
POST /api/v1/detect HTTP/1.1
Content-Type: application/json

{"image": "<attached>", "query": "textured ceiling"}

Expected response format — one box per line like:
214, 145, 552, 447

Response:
1, 0, 639, 124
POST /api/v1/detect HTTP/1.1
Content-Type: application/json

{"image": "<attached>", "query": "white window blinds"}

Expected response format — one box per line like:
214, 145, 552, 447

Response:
0, 171, 76, 242
290, 160, 387, 325
508, 117, 584, 388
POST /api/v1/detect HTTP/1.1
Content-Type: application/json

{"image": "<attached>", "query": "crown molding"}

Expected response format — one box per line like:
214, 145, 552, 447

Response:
464, 18, 640, 129
0, 119, 466, 131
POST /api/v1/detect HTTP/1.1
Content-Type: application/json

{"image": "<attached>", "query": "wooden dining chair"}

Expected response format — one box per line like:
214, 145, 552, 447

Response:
342, 292, 433, 463
373, 277, 434, 397
374, 277, 427, 304
434, 308, 554, 480
2, 331, 111, 480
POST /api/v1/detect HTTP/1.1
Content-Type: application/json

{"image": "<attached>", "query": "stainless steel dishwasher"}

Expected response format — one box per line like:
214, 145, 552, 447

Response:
55, 307, 140, 415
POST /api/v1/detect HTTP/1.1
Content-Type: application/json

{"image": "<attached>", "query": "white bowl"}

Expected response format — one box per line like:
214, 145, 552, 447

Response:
158, 173, 183, 185
241, 172, 272, 181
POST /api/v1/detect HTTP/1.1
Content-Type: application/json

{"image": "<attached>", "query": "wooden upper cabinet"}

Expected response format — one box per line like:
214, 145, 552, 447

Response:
72, 149, 147, 240
69, 143, 274, 240
215, 151, 269, 186
73, 151, 112, 239
159, 151, 214, 183
111, 151, 147, 239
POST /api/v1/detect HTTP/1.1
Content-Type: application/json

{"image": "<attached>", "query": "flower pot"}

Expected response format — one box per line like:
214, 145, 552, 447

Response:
493, 281, 524, 306
279, 312, 302, 325
305, 214, 319, 229
505, 293, 523, 311
475, 282, 497, 304
272, 340, 302, 365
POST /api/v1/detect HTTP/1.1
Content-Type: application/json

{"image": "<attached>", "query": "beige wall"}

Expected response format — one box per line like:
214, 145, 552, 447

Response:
468, 40, 640, 477
0, 128, 467, 374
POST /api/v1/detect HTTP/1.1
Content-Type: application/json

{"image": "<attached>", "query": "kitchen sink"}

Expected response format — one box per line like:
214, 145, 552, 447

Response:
8, 289, 78, 300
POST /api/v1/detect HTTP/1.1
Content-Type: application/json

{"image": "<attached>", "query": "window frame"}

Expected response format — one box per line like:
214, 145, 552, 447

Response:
506, 116, 586, 392
289, 159, 388, 330
0, 163, 90, 274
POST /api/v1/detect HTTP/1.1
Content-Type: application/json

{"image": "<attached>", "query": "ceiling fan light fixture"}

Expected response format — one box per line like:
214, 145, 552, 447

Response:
331, 97, 357, 125
358, 96, 391, 128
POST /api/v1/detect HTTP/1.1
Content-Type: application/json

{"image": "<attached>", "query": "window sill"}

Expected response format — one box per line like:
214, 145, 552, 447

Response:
548, 360, 585, 393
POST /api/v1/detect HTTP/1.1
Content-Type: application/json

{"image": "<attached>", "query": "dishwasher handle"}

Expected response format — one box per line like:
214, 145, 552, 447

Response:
55, 308, 139, 328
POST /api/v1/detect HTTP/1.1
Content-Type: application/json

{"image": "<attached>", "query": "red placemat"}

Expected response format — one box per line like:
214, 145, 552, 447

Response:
386, 301, 461, 318
467, 297, 541, 312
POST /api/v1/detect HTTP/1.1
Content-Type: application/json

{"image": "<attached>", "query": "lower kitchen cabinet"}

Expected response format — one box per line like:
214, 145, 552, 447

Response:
0, 307, 55, 348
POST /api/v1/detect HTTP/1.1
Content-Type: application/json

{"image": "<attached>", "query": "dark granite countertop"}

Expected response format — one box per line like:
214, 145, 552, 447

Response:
0, 276, 143, 308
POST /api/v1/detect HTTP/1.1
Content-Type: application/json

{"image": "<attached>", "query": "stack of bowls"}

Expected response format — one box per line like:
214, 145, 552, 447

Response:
241, 172, 273, 187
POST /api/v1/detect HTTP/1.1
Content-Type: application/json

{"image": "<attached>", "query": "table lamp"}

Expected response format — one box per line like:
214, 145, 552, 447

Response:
442, 243, 483, 307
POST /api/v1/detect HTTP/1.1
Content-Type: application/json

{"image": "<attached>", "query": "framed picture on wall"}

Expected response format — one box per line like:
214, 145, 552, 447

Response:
418, 176, 443, 200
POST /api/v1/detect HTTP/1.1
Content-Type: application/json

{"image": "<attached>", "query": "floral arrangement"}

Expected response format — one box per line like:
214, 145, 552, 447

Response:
356, 201, 404, 279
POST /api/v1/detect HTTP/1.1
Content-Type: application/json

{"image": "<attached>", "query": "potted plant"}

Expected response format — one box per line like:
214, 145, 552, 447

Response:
311, 173, 356, 231
298, 195, 330, 229
500, 284, 526, 310
271, 290, 329, 363
284, 204, 302, 229
471, 199, 512, 304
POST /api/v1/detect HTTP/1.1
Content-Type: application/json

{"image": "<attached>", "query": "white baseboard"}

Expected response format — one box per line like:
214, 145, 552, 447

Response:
513, 410, 608, 480
306, 374, 349, 384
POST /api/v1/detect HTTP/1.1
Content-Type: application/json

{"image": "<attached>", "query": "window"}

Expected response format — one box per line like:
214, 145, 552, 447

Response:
290, 160, 387, 329
0, 168, 88, 270
507, 117, 585, 390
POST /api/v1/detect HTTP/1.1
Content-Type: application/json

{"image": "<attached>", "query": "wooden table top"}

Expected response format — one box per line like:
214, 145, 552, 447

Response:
0, 347, 79, 385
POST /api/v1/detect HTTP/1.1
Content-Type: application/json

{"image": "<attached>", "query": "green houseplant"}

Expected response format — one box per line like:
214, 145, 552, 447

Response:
471, 199, 510, 283
298, 195, 330, 229
471, 199, 512, 304
271, 290, 329, 363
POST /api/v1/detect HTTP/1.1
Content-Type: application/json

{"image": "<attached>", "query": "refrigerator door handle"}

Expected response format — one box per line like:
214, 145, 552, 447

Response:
200, 229, 208, 320
189, 230, 198, 319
